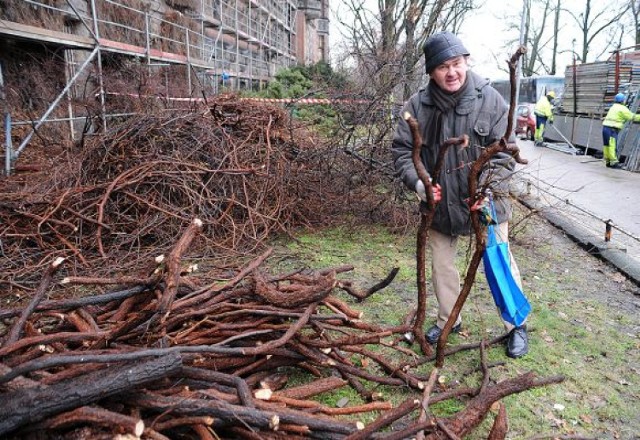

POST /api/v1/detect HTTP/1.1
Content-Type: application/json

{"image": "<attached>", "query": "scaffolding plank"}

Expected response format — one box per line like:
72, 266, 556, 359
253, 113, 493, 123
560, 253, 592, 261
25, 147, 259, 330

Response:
0, 19, 93, 49
560, 60, 640, 116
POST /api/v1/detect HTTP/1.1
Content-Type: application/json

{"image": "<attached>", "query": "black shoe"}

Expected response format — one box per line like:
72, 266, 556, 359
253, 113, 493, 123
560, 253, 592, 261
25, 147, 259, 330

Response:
425, 323, 461, 345
506, 325, 529, 358
608, 163, 623, 169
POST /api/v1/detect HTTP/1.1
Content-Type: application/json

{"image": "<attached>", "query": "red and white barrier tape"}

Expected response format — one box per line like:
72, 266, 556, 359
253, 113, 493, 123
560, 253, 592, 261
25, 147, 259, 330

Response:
102, 92, 374, 105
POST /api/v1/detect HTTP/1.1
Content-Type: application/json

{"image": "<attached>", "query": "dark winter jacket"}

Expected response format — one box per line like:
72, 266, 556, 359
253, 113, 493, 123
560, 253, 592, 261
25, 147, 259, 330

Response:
392, 70, 515, 236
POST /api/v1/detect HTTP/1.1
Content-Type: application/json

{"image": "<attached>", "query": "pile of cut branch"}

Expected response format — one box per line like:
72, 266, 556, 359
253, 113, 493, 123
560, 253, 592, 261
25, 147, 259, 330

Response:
0, 219, 563, 439
0, 95, 406, 291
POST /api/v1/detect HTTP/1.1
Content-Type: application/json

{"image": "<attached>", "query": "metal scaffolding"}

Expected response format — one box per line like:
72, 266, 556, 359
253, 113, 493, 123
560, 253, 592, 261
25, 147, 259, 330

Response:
0, 0, 330, 174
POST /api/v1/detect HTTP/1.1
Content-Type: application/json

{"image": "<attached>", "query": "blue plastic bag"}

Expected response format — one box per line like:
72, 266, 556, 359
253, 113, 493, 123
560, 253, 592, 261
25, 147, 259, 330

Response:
482, 201, 531, 326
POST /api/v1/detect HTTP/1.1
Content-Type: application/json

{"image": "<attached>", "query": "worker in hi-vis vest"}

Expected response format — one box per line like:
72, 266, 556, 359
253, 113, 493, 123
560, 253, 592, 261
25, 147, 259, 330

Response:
602, 93, 640, 169
533, 90, 555, 146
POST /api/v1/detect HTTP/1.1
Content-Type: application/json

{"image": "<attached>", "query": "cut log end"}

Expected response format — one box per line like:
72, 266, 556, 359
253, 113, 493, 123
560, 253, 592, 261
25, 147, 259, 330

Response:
269, 414, 280, 431
134, 420, 145, 437
254, 388, 273, 400
186, 264, 198, 273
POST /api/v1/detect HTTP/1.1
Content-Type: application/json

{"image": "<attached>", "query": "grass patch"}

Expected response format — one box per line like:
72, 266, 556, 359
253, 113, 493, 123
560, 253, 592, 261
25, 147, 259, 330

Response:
267, 202, 640, 439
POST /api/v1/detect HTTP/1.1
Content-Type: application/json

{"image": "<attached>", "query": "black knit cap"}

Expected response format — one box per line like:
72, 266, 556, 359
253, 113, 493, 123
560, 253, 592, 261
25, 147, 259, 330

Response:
422, 31, 470, 74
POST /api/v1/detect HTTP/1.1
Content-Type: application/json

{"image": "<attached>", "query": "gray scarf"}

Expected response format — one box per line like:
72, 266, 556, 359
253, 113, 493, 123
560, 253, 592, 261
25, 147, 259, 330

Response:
428, 74, 471, 112
425, 75, 471, 151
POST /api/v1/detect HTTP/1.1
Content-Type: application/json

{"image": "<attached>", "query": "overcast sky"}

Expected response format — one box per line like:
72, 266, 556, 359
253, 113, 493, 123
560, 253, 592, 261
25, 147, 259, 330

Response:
457, 0, 525, 80
329, 0, 636, 81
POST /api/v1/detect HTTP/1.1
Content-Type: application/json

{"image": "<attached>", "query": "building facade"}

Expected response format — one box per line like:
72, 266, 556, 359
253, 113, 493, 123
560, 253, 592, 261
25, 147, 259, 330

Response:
1, 0, 330, 90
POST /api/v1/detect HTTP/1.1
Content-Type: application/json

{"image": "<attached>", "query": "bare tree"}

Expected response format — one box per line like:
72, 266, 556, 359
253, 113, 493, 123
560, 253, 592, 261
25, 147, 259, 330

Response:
550, 0, 561, 74
333, 0, 479, 101
497, 0, 634, 77
524, 0, 553, 75
499, 0, 557, 77
564, 0, 630, 63
629, 0, 640, 45
439, 0, 477, 34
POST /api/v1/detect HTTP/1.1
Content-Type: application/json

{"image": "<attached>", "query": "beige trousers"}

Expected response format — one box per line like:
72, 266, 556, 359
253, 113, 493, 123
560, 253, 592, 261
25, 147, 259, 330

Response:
429, 222, 523, 331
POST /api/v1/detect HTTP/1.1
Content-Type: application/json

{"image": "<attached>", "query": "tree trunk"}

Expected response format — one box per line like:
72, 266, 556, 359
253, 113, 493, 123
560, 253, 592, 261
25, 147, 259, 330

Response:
550, 0, 561, 75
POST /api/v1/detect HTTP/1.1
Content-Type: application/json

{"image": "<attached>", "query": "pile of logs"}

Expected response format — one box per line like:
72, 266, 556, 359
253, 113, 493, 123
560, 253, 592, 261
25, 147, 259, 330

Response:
0, 218, 564, 439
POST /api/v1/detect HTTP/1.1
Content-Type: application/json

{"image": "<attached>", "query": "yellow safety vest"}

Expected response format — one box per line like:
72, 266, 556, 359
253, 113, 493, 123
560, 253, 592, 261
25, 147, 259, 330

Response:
534, 96, 553, 120
603, 103, 640, 130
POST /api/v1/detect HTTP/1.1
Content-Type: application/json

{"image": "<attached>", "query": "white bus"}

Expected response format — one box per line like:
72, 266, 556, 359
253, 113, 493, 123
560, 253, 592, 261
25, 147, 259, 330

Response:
491, 75, 565, 105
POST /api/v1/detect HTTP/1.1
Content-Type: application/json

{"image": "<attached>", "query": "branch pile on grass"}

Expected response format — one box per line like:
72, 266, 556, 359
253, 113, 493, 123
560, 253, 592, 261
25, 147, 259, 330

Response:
0, 94, 406, 292
0, 220, 563, 439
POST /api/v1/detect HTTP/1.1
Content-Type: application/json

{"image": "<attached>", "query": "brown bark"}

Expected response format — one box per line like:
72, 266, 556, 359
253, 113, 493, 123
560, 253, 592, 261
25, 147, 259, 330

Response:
0, 363, 39, 391
322, 295, 363, 319
0, 331, 108, 358
95, 164, 155, 257
107, 294, 142, 323
192, 423, 217, 440
142, 428, 173, 440
126, 391, 357, 436
425, 373, 564, 439
41, 406, 145, 437
158, 217, 203, 319
38, 363, 109, 385
249, 372, 288, 391
0, 285, 146, 321
404, 111, 468, 356
275, 376, 347, 400
342, 345, 423, 390
178, 247, 274, 306
377, 420, 437, 440
415, 368, 439, 440
487, 402, 508, 440
0, 353, 182, 436
266, 393, 392, 416
72, 308, 101, 332
62, 274, 160, 286
336, 267, 399, 301
435, 48, 528, 368
252, 270, 336, 308
151, 416, 214, 432
344, 397, 420, 440
180, 366, 254, 407
4, 257, 65, 345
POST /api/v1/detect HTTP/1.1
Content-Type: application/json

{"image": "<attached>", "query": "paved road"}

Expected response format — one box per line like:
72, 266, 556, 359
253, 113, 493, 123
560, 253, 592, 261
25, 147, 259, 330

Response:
512, 138, 640, 283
